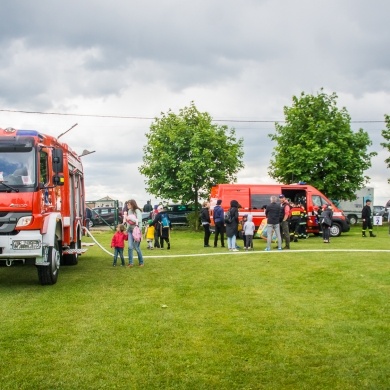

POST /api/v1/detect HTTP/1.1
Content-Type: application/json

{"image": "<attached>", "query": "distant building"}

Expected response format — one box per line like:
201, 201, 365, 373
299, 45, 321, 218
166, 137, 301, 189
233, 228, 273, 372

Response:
86, 196, 123, 209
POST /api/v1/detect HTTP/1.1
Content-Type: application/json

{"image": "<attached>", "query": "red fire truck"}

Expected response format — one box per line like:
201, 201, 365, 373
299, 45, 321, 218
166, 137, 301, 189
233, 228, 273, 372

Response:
209, 183, 350, 237
0, 127, 87, 285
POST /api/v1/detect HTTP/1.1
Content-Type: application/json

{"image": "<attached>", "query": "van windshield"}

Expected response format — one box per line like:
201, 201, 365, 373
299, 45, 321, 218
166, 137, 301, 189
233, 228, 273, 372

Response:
0, 150, 36, 188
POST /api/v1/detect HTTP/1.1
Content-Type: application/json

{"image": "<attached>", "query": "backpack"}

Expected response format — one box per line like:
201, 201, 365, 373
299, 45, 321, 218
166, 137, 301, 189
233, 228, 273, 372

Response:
132, 225, 142, 242
161, 212, 170, 228
224, 209, 232, 224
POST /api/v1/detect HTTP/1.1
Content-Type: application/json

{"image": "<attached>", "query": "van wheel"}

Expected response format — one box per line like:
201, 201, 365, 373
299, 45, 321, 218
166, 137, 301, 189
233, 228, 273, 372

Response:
37, 238, 60, 285
348, 215, 358, 225
329, 223, 341, 237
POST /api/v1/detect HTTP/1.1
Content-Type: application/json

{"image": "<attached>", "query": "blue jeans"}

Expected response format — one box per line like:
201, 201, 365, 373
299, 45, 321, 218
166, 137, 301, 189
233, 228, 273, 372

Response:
227, 235, 236, 250
113, 247, 125, 265
128, 229, 144, 266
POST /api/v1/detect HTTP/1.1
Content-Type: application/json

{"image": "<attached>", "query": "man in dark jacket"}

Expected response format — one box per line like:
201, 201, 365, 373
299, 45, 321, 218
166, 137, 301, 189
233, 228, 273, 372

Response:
362, 199, 376, 237
264, 196, 282, 251
213, 199, 225, 248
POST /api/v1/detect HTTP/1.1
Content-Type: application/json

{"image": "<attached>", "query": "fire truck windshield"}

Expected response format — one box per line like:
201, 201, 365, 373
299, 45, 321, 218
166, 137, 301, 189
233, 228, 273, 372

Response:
0, 149, 36, 187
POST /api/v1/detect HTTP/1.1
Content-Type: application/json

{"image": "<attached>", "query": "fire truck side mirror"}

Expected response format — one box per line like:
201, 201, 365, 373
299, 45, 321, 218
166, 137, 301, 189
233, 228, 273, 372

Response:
52, 148, 64, 186
52, 149, 64, 172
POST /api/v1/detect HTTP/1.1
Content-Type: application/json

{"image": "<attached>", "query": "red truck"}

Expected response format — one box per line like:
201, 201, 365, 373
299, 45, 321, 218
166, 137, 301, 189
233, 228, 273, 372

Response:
0, 127, 87, 285
209, 183, 350, 237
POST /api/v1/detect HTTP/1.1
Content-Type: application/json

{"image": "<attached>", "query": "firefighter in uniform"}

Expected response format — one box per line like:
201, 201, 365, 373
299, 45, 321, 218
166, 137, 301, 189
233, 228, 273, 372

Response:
298, 204, 308, 238
362, 199, 376, 237
289, 203, 302, 242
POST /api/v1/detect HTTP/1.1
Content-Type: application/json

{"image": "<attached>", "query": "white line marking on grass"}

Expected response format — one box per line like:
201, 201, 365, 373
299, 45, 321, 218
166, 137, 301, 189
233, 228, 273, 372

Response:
141, 249, 390, 259
83, 229, 390, 259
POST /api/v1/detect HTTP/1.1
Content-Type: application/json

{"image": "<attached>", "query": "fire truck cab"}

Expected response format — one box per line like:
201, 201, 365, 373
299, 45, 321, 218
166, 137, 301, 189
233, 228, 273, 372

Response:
0, 127, 87, 285
210, 183, 350, 237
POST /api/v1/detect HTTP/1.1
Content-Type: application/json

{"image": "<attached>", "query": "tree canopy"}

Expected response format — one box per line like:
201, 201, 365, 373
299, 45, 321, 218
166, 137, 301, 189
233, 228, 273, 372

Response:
268, 90, 377, 201
139, 102, 244, 210
380, 114, 390, 183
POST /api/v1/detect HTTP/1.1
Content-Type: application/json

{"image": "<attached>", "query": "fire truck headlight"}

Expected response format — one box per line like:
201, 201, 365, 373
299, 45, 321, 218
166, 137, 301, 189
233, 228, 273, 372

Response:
16, 216, 33, 227
12, 240, 41, 250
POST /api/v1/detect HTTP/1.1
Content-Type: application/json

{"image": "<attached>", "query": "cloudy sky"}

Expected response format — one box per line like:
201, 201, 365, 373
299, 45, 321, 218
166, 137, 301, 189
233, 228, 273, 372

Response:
1, 0, 390, 206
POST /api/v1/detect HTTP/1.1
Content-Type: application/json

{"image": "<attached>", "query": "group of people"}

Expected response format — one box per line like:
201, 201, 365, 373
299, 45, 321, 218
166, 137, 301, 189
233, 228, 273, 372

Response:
110, 200, 172, 267
110, 197, 377, 264
200, 199, 255, 251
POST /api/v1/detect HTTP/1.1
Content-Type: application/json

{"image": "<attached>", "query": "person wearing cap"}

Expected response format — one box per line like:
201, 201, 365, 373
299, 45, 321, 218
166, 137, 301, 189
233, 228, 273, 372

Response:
279, 194, 291, 249
213, 199, 225, 248
361, 199, 376, 237
320, 204, 333, 243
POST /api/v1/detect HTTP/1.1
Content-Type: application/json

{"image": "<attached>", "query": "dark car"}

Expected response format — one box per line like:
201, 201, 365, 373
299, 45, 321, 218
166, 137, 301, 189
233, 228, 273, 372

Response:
90, 207, 123, 227
165, 204, 196, 225
373, 205, 388, 221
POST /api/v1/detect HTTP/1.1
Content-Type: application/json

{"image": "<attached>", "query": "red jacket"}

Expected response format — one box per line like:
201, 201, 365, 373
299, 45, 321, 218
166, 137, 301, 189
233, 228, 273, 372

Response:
111, 232, 128, 248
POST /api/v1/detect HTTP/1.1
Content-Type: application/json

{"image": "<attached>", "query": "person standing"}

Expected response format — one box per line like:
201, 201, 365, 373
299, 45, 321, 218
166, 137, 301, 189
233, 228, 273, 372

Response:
110, 224, 128, 266
226, 200, 240, 251
289, 203, 302, 242
200, 201, 211, 247
153, 206, 172, 249
279, 194, 291, 249
151, 205, 161, 248
124, 199, 144, 267
264, 196, 282, 251
321, 204, 333, 243
143, 200, 153, 213
213, 199, 225, 248
243, 214, 255, 251
362, 199, 376, 237
145, 220, 155, 249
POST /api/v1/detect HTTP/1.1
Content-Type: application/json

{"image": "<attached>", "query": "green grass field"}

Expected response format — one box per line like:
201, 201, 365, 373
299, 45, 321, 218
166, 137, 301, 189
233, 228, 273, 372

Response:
1, 225, 389, 389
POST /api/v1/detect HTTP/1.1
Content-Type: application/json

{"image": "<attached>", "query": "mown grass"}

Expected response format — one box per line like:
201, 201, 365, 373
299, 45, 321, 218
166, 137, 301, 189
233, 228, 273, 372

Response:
0, 225, 389, 389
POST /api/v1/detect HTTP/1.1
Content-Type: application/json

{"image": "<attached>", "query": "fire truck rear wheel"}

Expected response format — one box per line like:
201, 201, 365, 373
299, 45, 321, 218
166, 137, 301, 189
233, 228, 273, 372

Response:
37, 238, 60, 285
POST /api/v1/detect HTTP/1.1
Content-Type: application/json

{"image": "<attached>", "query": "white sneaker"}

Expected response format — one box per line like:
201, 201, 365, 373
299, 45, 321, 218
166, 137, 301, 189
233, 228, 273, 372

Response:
232, 248, 239, 252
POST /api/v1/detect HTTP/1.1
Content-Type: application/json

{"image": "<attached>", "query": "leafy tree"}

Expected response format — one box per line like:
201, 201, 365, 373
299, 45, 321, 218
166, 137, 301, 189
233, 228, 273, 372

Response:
380, 114, 390, 183
139, 102, 244, 224
268, 90, 377, 201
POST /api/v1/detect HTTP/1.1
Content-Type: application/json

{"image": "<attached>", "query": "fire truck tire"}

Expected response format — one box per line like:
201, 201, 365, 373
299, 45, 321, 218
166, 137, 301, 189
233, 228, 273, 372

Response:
37, 239, 60, 285
329, 223, 341, 237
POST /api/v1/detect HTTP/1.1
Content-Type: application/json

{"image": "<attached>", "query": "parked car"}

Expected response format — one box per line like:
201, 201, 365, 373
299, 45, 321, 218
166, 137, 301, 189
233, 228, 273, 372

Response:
373, 205, 388, 221
165, 204, 196, 225
90, 207, 123, 227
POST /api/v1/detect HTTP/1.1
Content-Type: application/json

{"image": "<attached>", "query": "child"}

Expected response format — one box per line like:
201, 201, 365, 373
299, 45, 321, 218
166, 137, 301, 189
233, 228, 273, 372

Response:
145, 219, 155, 249
243, 215, 255, 251
240, 214, 247, 249
110, 224, 128, 266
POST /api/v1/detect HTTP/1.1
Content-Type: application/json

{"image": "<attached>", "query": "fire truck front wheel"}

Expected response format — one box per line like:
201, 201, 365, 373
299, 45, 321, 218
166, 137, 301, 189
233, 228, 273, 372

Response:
37, 239, 60, 285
